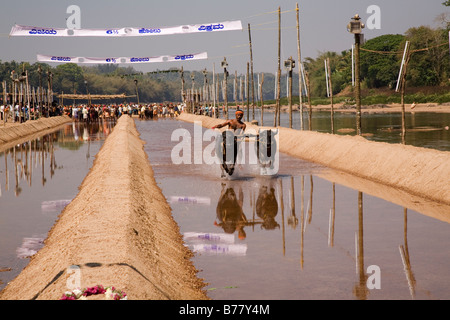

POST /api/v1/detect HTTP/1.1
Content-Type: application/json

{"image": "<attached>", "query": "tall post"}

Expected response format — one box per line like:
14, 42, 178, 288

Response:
354, 32, 361, 135
246, 62, 250, 122
180, 66, 185, 105
260, 73, 264, 126
286, 57, 294, 129
274, 6, 282, 127
296, 3, 304, 130
347, 14, 365, 136
327, 57, 335, 134
38, 65, 42, 119
222, 57, 229, 120
400, 51, 411, 144
248, 23, 255, 120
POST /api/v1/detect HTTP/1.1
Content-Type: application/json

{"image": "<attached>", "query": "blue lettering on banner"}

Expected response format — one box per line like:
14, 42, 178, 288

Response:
198, 23, 224, 32
106, 58, 117, 63
29, 28, 57, 35
175, 55, 194, 61
130, 57, 150, 62
51, 56, 71, 62
106, 29, 119, 35
138, 28, 161, 34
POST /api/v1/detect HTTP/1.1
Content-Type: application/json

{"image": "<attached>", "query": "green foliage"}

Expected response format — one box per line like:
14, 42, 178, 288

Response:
360, 34, 405, 88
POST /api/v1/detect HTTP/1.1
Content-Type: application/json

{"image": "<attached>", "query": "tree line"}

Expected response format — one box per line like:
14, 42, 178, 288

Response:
0, 25, 448, 105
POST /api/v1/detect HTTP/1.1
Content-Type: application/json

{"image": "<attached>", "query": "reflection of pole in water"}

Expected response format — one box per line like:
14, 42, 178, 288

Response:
4, 150, 9, 192
300, 175, 305, 269
307, 175, 313, 224
399, 207, 416, 299
353, 191, 368, 300
288, 176, 298, 228
279, 179, 285, 256
41, 137, 46, 186
328, 183, 336, 247
14, 146, 22, 196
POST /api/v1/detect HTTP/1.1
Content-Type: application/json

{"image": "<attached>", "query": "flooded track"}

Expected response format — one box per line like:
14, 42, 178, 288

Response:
0, 120, 115, 291
0, 115, 449, 300
136, 118, 450, 300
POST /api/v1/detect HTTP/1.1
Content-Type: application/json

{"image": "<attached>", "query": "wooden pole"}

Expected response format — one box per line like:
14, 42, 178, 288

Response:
248, 23, 255, 120
354, 33, 362, 135
246, 62, 250, 122
276, 6, 282, 127
224, 60, 228, 119
260, 73, 264, 126
296, 3, 304, 130
2, 81, 6, 125
288, 58, 293, 129
400, 51, 411, 144
327, 57, 335, 134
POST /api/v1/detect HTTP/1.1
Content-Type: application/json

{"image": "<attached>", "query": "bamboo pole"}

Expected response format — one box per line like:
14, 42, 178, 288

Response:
275, 6, 282, 127
296, 3, 304, 130
400, 51, 411, 144
327, 57, 335, 134
246, 62, 250, 122
260, 73, 264, 126
248, 23, 255, 120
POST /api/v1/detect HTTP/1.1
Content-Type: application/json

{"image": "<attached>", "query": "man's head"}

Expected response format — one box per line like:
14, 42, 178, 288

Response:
235, 109, 244, 120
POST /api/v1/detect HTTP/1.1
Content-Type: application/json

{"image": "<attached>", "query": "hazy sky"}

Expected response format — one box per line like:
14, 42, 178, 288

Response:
0, 0, 448, 74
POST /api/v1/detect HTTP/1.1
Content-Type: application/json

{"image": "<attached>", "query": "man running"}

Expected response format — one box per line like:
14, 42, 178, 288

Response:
212, 109, 246, 177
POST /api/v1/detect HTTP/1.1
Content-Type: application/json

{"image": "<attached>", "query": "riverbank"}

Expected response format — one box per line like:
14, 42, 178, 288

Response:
0, 115, 208, 300
0, 116, 73, 152
257, 102, 450, 114
177, 113, 450, 206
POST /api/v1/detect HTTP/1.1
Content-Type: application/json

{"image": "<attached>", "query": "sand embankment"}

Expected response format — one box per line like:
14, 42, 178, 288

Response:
177, 113, 450, 206
0, 115, 208, 300
0, 116, 73, 150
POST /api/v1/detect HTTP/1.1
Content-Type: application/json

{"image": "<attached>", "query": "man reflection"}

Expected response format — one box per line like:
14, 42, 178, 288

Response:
256, 185, 279, 230
215, 184, 248, 240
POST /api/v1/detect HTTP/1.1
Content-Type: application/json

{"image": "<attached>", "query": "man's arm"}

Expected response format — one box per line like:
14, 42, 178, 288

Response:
212, 120, 231, 129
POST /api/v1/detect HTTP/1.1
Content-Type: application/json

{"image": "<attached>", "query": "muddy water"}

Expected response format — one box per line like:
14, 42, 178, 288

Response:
136, 118, 450, 300
0, 120, 115, 291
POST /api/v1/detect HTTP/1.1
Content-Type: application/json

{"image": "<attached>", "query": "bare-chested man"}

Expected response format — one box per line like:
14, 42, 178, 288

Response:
212, 109, 246, 177
212, 109, 246, 133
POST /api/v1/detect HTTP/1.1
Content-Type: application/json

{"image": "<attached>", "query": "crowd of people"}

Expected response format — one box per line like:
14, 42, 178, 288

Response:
65, 102, 188, 122
1, 100, 231, 124
0, 101, 190, 123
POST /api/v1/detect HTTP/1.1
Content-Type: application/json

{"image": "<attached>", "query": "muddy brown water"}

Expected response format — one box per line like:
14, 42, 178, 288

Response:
0, 120, 115, 291
135, 118, 450, 300
0, 114, 449, 300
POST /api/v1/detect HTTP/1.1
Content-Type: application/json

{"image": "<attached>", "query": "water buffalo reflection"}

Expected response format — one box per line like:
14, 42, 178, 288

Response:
255, 186, 279, 230
215, 184, 248, 240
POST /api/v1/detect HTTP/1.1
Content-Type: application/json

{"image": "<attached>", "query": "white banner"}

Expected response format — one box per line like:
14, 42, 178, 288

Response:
10, 20, 242, 37
37, 52, 208, 64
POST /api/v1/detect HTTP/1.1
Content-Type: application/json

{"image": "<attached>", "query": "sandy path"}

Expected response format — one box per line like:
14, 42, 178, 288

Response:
177, 113, 450, 206
0, 115, 208, 300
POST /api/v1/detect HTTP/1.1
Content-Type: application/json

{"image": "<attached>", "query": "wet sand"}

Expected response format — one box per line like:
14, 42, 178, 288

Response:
0, 115, 208, 300
177, 113, 450, 206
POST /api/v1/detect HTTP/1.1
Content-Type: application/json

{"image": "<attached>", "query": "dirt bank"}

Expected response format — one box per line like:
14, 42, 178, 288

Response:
177, 113, 450, 206
0, 116, 73, 148
0, 115, 208, 300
